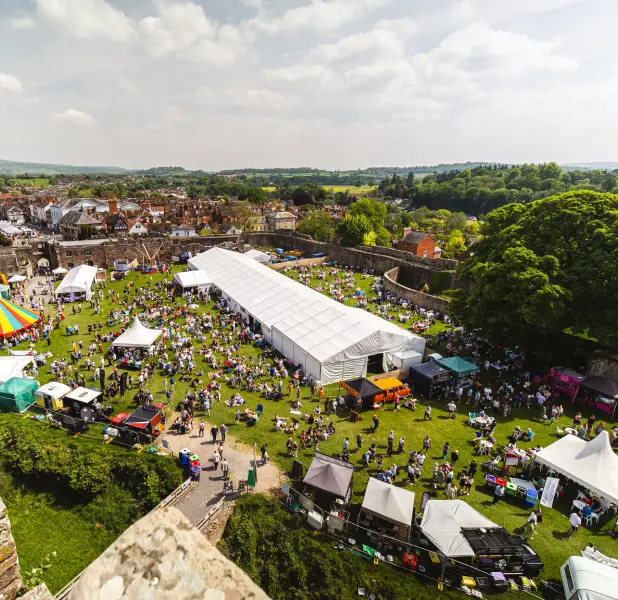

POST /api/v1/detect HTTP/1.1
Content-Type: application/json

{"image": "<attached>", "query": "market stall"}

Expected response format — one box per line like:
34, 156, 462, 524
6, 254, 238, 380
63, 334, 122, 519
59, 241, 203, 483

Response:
35, 381, 72, 411
436, 356, 479, 385
55, 264, 98, 301
64, 386, 103, 422
578, 376, 618, 419
303, 452, 354, 507
340, 377, 383, 411
0, 377, 38, 413
358, 477, 415, 541
384, 349, 423, 371
420, 500, 543, 580
112, 317, 163, 365
534, 431, 618, 505
111, 403, 165, 445
409, 361, 450, 398
547, 367, 585, 400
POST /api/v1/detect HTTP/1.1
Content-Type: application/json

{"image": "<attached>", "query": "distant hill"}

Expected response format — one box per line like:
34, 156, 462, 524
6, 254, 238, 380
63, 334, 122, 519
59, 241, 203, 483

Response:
561, 162, 618, 171
0, 158, 128, 176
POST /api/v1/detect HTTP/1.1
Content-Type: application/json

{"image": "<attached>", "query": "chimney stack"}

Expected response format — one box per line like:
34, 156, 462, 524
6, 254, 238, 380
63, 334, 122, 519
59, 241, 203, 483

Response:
109, 199, 118, 214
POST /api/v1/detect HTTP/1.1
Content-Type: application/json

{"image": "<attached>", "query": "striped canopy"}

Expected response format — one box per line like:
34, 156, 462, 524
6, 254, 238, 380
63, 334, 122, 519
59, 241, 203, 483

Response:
0, 299, 40, 337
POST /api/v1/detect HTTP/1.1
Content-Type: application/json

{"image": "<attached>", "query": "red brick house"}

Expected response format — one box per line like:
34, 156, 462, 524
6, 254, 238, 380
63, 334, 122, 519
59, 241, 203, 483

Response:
397, 230, 441, 258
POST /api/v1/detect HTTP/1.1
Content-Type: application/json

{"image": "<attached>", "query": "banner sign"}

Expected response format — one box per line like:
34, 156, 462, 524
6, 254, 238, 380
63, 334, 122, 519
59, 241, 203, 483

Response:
540, 476, 560, 508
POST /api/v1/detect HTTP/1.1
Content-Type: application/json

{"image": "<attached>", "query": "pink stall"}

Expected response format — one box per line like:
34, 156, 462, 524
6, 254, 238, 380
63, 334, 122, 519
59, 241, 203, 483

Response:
547, 367, 586, 400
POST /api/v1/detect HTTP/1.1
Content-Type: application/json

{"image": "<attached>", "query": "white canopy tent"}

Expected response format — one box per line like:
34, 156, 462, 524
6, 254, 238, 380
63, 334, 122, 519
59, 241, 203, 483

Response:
244, 249, 271, 264
534, 431, 618, 503
420, 500, 500, 557
360, 478, 415, 529
55, 265, 98, 300
8, 275, 26, 283
561, 556, 618, 600
174, 270, 212, 290
0, 356, 34, 383
188, 248, 426, 385
52, 266, 68, 275
112, 317, 163, 349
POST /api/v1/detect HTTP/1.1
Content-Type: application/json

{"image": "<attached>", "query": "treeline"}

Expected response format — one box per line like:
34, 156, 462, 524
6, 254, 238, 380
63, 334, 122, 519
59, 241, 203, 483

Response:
380, 163, 618, 216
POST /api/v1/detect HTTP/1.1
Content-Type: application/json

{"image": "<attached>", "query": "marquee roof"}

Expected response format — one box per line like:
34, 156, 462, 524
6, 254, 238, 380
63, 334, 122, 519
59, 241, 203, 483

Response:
112, 317, 163, 348
534, 431, 618, 503
361, 478, 415, 527
174, 270, 211, 289
55, 265, 97, 296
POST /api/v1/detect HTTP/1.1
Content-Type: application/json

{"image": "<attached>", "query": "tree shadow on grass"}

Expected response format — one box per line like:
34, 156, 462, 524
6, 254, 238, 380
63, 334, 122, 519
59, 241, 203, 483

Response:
552, 530, 571, 540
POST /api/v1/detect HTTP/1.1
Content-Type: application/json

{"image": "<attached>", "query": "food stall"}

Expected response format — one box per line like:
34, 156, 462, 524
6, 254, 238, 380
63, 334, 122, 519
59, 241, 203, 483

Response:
0, 377, 38, 413
340, 377, 384, 411
420, 500, 543, 587
113, 403, 165, 445
358, 478, 415, 542
302, 452, 354, 511
436, 357, 479, 386
409, 361, 450, 399
35, 381, 72, 411
64, 386, 103, 422
578, 376, 618, 419
547, 367, 585, 400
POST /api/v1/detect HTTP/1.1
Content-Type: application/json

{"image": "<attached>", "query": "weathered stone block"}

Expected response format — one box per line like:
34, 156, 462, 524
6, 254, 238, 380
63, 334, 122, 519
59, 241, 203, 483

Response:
20, 584, 53, 600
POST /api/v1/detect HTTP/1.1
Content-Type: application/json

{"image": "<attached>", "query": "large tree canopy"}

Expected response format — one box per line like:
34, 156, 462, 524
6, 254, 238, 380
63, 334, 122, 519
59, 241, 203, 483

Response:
452, 191, 618, 348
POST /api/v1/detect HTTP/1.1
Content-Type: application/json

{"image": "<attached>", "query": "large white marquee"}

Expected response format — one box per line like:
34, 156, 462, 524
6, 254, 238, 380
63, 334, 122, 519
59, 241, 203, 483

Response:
189, 248, 426, 384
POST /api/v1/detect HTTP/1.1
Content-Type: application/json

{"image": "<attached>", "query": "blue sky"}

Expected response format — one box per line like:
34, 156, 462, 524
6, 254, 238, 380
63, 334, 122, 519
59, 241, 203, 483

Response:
0, 0, 616, 170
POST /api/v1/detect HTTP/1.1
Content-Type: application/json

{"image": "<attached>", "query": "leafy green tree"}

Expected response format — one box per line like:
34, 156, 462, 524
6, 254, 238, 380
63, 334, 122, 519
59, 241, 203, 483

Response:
601, 175, 617, 192
452, 190, 618, 348
445, 211, 468, 232
78, 224, 96, 240
244, 186, 268, 204
367, 178, 377, 187
444, 229, 466, 257
374, 226, 391, 247
338, 214, 372, 247
539, 162, 562, 180
349, 198, 387, 230
297, 210, 336, 242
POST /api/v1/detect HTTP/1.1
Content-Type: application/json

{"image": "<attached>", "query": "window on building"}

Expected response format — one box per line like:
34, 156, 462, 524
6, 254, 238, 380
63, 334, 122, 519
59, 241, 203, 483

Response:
86, 251, 92, 256
66, 251, 73, 257
423, 250, 428, 258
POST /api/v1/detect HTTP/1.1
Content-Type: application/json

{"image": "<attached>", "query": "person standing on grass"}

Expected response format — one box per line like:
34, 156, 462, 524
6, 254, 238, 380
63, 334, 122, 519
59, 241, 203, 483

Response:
442, 442, 450, 460
424, 405, 432, 420
568, 511, 582, 536
422, 435, 431, 453
447, 400, 457, 419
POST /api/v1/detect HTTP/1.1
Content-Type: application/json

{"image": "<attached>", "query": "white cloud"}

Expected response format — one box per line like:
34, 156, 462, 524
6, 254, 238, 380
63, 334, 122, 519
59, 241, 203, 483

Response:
263, 64, 335, 83
0, 74, 23, 94
197, 87, 297, 112
36, 0, 133, 41
425, 21, 578, 73
248, 0, 393, 35
9, 16, 36, 30
53, 108, 96, 124
138, 0, 248, 65
309, 28, 405, 63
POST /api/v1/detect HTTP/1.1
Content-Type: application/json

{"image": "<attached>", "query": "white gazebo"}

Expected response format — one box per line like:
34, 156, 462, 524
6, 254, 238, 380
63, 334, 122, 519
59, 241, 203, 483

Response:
244, 249, 271, 264
359, 478, 415, 540
534, 431, 618, 503
7, 275, 26, 283
0, 355, 34, 384
52, 267, 68, 275
112, 317, 163, 349
173, 270, 211, 291
55, 265, 98, 300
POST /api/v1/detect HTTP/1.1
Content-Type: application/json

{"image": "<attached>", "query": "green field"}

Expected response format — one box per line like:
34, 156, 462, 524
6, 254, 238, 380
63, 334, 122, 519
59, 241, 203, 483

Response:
9, 178, 49, 187
262, 185, 377, 196
4, 264, 616, 593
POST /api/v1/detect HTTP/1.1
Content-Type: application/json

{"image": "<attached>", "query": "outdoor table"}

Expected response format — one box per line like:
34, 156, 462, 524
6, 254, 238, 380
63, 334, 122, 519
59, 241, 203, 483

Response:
571, 499, 587, 512
565, 427, 578, 436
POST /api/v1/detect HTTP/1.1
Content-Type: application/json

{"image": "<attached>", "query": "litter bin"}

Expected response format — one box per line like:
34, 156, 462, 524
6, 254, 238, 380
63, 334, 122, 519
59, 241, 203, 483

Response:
190, 465, 201, 482
179, 448, 192, 467
506, 482, 517, 497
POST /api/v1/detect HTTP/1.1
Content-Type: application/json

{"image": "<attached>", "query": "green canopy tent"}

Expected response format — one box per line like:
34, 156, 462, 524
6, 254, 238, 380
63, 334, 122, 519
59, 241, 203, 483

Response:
0, 285, 11, 300
436, 356, 479, 384
0, 377, 38, 413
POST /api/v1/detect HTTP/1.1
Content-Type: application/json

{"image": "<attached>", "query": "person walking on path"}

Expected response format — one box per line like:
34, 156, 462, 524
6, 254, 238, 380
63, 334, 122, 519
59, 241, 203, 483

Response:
221, 458, 229, 480
211, 425, 219, 444
213, 450, 220, 471
220, 423, 228, 442
198, 421, 205, 438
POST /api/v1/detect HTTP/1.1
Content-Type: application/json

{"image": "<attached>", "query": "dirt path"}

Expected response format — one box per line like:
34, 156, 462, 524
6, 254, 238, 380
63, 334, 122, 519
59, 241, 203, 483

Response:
161, 427, 282, 525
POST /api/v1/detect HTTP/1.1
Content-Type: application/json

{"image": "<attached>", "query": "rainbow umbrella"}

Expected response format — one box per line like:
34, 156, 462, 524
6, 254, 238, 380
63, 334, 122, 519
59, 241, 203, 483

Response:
0, 299, 40, 337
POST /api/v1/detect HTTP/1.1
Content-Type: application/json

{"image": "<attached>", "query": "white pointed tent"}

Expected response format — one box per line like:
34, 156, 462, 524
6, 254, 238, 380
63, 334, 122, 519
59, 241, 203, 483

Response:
188, 247, 426, 385
112, 317, 163, 349
360, 477, 415, 529
55, 265, 98, 300
534, 431, 618, 503
420, 500, 500, 557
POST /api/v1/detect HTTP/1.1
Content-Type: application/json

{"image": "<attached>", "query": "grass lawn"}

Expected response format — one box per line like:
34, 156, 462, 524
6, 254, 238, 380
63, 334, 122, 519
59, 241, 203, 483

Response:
3, 264, 616, 592
10, 178, 50, 187
261, 185, 376, 196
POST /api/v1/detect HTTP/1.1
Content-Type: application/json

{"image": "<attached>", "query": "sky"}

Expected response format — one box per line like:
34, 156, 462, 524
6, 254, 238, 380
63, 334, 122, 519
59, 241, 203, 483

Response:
0, 0, 617, 170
